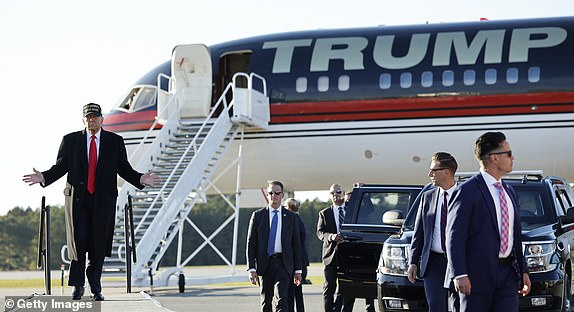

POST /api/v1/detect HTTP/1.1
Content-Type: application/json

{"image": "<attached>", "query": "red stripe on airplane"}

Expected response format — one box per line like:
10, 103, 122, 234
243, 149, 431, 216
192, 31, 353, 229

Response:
103, 92, 574, 131
103, 110, 161, 131
269, 92, 574, 123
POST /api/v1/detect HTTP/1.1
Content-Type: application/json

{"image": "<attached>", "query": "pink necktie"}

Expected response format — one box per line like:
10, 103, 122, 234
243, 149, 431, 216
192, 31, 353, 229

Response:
88, 135, 97, 194
494, 182, 509, 254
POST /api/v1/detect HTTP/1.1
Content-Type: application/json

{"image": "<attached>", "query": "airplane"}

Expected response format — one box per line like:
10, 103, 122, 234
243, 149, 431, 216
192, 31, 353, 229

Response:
103, 16, 574, 202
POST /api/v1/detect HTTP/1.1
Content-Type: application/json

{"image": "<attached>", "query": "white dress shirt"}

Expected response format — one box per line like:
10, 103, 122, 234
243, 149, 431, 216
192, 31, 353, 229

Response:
431, 184, 457, 253
333, 204, 345, 233
480, 170, 515, 258
86, 130, 101, 159
268, 206, 283, 254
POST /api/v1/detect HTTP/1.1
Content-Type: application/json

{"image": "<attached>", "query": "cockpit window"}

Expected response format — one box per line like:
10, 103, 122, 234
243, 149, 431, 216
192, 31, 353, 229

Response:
118, 86, 157, 112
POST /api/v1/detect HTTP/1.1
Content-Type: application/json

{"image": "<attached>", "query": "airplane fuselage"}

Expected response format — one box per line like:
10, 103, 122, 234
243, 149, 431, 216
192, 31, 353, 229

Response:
104, 17, 574, 196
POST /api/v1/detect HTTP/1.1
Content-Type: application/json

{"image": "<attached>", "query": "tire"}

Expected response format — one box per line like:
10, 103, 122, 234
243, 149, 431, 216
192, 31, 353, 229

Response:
377, 284, 386, 312
563, 272, 572, 312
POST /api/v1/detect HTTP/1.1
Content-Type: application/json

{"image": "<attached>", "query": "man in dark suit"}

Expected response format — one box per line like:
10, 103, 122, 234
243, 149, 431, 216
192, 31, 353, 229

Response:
317, 183, 355, 312
285, 197, 309, 312
23, 103, 160, 301
246, 180, 303, 312
408, 152, 458, 311
445, 132, 531, 311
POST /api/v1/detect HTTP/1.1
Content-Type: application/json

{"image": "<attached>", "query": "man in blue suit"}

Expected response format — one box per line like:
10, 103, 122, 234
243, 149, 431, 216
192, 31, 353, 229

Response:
247, 180, 303, 312
445, 132, 531, 311
408, 152, 458, 311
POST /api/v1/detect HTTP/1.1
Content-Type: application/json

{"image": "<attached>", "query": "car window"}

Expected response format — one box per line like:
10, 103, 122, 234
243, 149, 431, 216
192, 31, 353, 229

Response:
555, 187, 574, 215
514, 185, 556, 228
356, 191, 414, 225
518, 190, 544, 217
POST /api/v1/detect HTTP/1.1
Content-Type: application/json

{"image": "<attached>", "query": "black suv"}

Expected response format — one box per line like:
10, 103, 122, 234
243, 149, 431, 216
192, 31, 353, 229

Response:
377, 171, 574, 312
336, 184, 423, 299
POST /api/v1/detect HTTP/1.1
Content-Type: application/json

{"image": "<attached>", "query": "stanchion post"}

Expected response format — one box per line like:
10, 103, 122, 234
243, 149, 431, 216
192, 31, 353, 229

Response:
124, 202, 131, 293
44, 204, 51, 295
37, 196, 52, 295
60, 264, 65, 295
148, 268, 154, 295
37, 197, 45, 270
128, 195, 137, 263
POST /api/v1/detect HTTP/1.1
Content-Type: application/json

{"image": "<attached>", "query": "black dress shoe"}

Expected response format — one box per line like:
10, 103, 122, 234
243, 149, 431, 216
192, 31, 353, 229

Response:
71, 286, 84, 300
92, 293, 105, 301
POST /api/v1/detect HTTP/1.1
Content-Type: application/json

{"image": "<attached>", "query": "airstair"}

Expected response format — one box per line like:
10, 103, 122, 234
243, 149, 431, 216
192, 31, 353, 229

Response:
103, 44, 270, 286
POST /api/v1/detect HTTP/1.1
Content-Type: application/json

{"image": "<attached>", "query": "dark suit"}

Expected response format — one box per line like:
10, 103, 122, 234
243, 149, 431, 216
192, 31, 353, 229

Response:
42, 128, 144, 293
288, 214, 309, 312
317, 205, 355, 312
410, 188, 453, 311
247, 207, 302, 312
446, 173, 527, 311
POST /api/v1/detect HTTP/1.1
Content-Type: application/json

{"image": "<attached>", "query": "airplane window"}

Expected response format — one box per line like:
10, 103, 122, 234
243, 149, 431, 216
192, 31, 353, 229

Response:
296, 77, 307, 93
485, 69, 497, 85
442, 70, 454, 87
132, 87, 156, 111
379, 73, 391, 90
463, 70, 475, 86
318, 76, 329, 92
338, 75, 350, 91
421, 71, 433, 88
528, 67, 540, 83
506, 68, 519, 84
400, 73, 412, 88
119, 88, 140, 111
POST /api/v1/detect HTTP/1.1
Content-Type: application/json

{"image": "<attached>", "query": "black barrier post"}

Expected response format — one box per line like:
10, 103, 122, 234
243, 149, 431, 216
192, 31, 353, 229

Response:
125, 194, 137, 293
60, 264, 65, 294
129, 195, 137, 264
37, 197, 51, 295
125, 202, 131, 293
37, 197, 45, 269
148, 267, 154, 295
45, 204, 51, 295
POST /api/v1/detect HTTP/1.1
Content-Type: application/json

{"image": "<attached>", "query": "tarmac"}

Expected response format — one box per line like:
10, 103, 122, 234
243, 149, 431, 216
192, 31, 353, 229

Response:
1, 264, 378, 312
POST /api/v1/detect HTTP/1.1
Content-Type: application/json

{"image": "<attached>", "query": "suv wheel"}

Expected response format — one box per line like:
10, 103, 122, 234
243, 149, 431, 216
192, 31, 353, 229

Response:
563, 272, 572, 312
377, 285, 386, 312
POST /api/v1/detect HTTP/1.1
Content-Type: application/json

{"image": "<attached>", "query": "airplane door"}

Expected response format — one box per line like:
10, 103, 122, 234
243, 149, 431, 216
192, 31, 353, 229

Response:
171, 44, 212, 118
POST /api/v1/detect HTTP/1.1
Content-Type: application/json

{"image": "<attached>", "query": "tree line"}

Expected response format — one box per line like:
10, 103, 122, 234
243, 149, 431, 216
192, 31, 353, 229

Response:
0, 197, 331, 271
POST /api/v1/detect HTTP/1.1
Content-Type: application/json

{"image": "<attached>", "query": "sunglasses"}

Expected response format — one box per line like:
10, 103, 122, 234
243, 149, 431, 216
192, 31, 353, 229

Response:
489, 150, 512, 158
267, 191, 283, 196
429, 168, 447, 173
330, 190, 343, 195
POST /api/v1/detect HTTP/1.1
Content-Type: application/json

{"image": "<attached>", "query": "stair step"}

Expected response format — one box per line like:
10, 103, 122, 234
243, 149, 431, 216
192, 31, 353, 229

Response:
108, 112, 239, 272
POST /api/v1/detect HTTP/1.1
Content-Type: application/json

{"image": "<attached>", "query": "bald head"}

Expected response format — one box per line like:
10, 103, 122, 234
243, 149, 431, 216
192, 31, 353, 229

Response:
329, 183, 345, 206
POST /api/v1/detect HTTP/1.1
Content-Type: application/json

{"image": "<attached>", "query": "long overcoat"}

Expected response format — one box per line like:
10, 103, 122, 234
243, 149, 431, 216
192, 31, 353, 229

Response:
42, 128, 144, 260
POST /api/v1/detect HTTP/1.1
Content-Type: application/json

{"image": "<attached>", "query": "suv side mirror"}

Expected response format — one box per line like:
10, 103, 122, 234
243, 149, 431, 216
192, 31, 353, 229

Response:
382, 210, 404, 226
559, 207, 574, 224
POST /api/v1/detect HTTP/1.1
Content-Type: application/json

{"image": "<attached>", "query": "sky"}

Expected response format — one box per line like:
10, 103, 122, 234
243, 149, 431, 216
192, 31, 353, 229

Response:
1, 0, 573, 215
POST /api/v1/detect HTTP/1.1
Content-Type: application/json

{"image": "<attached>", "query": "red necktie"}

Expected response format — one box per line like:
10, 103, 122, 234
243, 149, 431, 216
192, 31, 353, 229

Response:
88, 135, 97, 194
494, 182, 509, 254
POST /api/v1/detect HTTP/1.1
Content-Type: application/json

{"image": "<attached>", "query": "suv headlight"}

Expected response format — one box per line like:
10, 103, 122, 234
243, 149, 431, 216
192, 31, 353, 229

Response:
523, 240, 557, 273
379, 243, 410, 276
